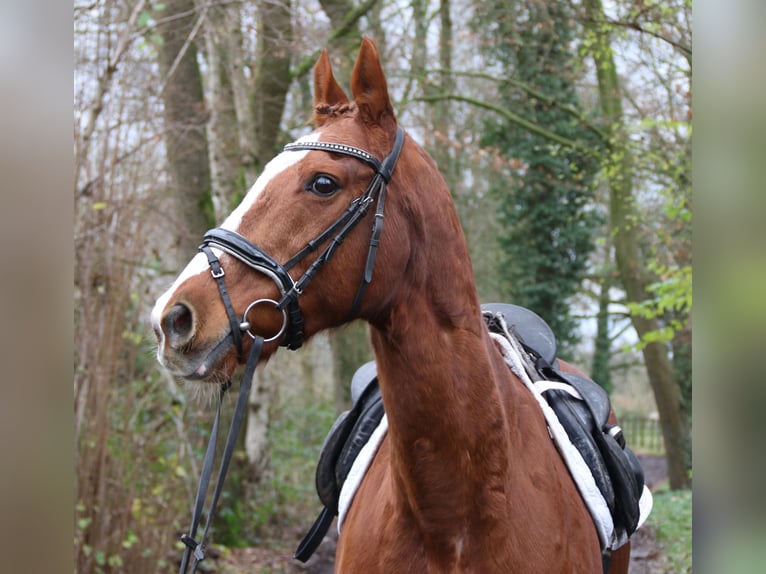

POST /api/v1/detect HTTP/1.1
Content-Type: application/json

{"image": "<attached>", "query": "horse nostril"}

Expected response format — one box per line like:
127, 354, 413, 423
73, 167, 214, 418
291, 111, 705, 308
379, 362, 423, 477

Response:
162, 303, 194, 346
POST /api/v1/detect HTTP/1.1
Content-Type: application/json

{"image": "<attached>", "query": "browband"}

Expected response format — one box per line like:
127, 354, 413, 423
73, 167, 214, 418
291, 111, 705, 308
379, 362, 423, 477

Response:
283, 128, 405, 183
283, 141, 382, 174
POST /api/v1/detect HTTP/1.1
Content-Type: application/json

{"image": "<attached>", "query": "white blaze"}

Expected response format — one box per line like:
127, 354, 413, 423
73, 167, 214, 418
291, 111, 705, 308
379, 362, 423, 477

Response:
151, 131, 321, 358
221, 132, 320, 231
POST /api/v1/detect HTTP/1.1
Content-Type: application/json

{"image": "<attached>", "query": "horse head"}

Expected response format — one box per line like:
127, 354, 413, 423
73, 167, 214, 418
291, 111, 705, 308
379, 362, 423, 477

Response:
151, 38, 454, 383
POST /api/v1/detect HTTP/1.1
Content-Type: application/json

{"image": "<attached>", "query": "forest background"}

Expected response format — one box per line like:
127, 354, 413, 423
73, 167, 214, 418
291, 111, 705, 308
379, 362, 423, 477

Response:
73, 0, 695, 571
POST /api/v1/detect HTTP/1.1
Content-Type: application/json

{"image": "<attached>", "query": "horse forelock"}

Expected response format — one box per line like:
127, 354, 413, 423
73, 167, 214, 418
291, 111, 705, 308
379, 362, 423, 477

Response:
313, 101, 357, 124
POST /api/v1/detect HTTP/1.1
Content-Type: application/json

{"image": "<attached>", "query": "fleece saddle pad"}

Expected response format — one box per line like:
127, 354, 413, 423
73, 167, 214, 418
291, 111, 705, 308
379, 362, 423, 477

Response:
295, 303, 652, 563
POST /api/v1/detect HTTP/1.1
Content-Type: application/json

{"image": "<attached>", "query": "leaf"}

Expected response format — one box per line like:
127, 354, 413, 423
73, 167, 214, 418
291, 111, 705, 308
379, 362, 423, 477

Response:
122, 530, 139, 549
137, 11, 151, 28
92, 202, 107, 210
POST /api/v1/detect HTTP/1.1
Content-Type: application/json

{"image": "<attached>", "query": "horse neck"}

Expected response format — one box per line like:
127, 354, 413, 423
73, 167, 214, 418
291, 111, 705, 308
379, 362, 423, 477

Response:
368, 190, 518, 540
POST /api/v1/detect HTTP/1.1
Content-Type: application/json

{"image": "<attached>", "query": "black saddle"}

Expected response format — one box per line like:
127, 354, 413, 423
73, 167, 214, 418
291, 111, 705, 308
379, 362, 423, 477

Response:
482, 303, 645, 546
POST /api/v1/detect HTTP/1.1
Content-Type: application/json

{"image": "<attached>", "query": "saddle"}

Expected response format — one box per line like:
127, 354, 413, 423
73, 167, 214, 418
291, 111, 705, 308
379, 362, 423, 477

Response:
482, 304, 646, 547
294, 303, 646, 563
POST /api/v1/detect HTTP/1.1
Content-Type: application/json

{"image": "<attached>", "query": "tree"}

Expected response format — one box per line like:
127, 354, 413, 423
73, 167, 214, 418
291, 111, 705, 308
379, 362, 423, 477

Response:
75, 1, 196, 570
474, 0, 603, 353
582, 0, 691, 488
155, 0, 214, 256
253, 0, 294, 168
200, 1, 254, 219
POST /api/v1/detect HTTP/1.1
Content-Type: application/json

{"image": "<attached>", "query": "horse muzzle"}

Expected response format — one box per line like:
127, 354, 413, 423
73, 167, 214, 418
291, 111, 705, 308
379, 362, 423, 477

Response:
152, 289, 285, 383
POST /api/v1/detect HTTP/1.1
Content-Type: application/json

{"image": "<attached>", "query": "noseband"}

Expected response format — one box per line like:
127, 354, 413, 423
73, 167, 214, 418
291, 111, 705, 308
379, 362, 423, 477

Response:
199, 127, 405, 352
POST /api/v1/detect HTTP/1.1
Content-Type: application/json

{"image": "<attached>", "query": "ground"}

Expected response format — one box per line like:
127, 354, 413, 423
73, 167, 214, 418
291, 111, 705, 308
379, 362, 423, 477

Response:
627, 454, 670, 574
198, 454, 672, 573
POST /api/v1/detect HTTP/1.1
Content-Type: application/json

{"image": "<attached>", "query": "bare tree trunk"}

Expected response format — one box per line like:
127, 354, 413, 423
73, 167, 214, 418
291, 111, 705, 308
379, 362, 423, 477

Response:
583, 0, 690, 489
319, 0, 367, 85
253, 0, 293, 168
365, 0, 387, 51
221, 5, 258, 187
156, 0, 213, 256
245, 370, 273, 475
200, 2, 241, 221
591, 267, 614, 394
240, 0, 296, 474
433, 0, 453, 179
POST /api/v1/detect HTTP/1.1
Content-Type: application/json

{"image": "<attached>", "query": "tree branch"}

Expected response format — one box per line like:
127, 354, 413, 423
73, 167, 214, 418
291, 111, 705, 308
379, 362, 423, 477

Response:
81, 0, 148, 143
157, 3, 209, 99
290, 0, 380, 79
414, 93, 598, 155
417, 68, 609, 142
583, 15, 691, 65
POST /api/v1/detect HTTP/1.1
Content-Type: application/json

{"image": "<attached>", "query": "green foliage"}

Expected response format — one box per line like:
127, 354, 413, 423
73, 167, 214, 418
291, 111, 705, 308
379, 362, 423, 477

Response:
259, 396, 337, 530
474, 1, 603, 353
76, 311, 208, 572
211, 392, 337, 548
648, 484, 693, 573
625, 260, 691, 351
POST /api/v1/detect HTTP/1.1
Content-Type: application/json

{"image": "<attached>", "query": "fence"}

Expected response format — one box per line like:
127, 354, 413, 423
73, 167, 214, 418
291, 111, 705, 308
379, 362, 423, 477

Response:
620, 414, 664, 454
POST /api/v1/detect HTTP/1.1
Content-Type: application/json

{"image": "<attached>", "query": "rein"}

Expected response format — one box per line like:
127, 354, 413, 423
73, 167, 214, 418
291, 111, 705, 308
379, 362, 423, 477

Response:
179, 217, 267, 573
177, 127, 404, 573
199, 127, 405, 351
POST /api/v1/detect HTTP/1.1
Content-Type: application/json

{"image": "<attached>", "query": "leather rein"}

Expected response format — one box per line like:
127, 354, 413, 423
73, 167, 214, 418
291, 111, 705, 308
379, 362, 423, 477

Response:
177, 127, 405, 574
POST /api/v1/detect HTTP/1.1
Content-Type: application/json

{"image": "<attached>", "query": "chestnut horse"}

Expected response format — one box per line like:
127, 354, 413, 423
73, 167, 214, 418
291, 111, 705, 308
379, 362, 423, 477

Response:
152, 38, 630, 573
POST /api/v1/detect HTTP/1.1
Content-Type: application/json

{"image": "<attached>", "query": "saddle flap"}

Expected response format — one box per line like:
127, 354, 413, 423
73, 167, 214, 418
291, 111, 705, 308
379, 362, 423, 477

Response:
314, 362, 384, 512
336, 398, 385, 485
315, 410, 351, 511
542, 368, 646, 540
556, 372, 612, 427
350, 361, 378, 403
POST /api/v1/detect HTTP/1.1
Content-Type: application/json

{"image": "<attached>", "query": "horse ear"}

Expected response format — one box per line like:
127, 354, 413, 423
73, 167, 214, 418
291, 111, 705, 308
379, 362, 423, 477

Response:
313, 49, 349, 126
351, 37, 395, 126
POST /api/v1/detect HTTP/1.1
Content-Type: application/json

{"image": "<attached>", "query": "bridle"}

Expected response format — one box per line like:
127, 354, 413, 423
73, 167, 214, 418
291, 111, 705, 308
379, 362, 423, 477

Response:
199, 126, 405, 352
177, 127, 405, 574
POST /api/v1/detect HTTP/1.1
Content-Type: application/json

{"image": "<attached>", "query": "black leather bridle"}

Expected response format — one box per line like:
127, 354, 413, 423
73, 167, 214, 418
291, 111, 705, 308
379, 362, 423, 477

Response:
199, 126, 405, 352
177, 127, 405, 574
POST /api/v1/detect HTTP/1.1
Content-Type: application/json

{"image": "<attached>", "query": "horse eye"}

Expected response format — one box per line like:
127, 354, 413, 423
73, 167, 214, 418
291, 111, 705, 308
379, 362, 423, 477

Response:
308, 175, 339, 196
